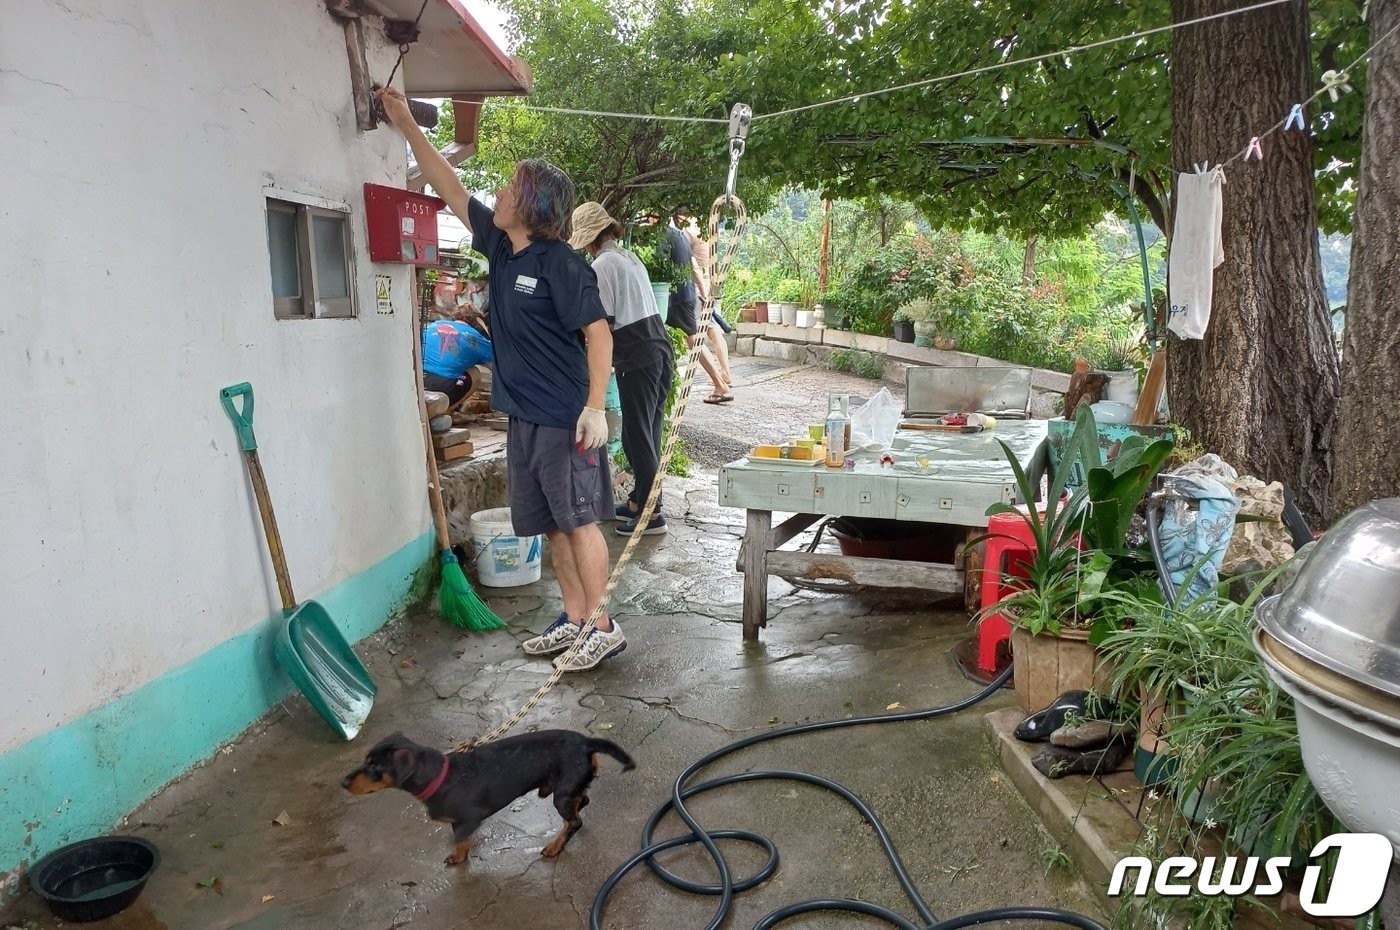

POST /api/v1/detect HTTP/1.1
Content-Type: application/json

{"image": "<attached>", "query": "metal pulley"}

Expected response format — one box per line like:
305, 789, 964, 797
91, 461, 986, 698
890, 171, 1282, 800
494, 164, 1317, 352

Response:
724, 103, 752, 202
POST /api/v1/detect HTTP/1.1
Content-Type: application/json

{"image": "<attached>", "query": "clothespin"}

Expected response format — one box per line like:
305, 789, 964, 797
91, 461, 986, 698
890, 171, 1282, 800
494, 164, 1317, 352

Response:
1321, 70, 1353, 103
1245, 137, 1263, 161
1284, 104, 1306, 132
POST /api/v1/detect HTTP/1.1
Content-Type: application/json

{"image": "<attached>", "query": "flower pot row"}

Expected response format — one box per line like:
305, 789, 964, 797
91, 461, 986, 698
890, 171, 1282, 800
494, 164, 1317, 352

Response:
741, 301, 817, 327
892, 320, 956, 348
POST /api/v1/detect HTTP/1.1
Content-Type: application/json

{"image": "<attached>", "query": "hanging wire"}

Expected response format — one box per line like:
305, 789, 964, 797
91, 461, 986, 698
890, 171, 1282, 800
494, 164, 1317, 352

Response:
482, 103, 726, 124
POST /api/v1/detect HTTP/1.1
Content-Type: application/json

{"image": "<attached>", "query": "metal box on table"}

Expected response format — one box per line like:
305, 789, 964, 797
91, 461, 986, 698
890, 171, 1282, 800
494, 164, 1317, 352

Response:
903, 366, 1032, 420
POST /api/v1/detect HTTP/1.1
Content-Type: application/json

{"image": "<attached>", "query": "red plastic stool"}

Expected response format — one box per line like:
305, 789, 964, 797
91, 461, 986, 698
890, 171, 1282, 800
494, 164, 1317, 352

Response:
975, 507, 1044, 675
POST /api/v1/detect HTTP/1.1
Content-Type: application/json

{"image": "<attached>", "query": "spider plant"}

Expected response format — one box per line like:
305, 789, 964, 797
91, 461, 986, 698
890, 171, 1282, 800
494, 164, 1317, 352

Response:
1101, 567, 1348, 930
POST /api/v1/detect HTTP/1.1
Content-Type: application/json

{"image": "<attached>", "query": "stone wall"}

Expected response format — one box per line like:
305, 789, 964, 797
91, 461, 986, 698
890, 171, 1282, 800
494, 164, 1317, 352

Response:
438, 448, 511, 544
734, 323, 1073, 394
733, 324, 1070, 418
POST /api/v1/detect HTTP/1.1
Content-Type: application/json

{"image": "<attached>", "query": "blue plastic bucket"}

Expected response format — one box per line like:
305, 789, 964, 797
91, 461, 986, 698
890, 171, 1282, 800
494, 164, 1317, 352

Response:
468, 508, 543, 587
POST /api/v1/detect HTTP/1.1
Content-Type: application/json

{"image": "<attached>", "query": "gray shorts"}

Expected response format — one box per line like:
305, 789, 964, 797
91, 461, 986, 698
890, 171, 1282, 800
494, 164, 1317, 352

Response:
507, 418, 614, 536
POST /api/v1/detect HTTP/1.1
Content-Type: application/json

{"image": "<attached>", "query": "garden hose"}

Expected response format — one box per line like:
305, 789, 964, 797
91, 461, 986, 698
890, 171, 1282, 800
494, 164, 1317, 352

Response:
589, 665, 1111, 930
1145, 500, 1181, 607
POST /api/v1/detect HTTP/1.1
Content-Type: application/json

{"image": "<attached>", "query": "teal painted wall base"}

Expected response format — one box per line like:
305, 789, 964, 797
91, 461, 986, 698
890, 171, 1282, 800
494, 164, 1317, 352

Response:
0, 531, 434, 888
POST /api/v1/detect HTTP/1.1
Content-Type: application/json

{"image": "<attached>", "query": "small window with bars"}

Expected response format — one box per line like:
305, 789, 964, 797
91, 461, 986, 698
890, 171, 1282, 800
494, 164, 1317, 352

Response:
265, 198, 356, 319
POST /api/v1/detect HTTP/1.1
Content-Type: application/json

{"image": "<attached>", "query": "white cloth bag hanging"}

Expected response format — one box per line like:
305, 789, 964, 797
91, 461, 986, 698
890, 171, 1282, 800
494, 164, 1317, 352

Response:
1167, 167, 1226, 341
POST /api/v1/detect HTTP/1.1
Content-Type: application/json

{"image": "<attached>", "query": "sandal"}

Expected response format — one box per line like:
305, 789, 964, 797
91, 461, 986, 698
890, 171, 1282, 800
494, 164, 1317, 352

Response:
702, 394, 726, 404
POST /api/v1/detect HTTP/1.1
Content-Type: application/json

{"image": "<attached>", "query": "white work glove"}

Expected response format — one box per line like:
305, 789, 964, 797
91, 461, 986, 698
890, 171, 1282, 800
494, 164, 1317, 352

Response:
575, 406, 609, 450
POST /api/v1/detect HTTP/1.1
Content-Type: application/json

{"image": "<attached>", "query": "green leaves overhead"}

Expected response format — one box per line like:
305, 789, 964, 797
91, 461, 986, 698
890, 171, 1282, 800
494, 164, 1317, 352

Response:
474, 0, 1367, 232
470, 0, 777, 219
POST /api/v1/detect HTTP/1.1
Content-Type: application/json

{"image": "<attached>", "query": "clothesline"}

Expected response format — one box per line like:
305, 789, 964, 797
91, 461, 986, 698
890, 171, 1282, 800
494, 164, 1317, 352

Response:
1217, 18, 1400, 170
479, 0, 1299, 125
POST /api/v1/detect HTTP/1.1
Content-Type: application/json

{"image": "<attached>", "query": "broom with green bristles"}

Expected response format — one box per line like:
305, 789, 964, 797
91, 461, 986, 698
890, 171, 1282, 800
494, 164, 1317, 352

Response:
424, 450, 502, 631
414, 305, 503, 632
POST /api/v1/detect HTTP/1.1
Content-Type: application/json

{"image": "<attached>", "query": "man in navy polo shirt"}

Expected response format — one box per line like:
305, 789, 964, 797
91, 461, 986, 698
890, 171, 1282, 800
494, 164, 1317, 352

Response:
379, 87, 624, 672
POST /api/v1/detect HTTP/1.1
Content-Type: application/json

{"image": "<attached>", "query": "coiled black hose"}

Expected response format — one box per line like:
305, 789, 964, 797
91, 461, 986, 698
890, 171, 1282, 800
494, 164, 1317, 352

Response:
589, 664, 1111, 930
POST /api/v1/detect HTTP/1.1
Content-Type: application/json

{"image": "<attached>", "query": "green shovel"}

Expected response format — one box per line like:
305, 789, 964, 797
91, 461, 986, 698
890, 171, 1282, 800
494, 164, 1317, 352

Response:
220, 382, 376, 740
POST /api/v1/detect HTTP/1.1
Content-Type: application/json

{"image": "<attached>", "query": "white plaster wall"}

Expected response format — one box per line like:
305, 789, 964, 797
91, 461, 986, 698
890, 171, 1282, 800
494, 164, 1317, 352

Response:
0, 0, 431, 753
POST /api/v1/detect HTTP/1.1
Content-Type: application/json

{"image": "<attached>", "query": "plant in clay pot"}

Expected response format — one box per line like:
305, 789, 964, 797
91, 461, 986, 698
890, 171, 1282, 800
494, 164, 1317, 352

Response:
976, 409, 1099, 713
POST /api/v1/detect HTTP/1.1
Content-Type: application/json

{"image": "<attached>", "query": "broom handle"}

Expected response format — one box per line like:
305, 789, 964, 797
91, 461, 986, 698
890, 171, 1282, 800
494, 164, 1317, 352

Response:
412, 289, 453, 551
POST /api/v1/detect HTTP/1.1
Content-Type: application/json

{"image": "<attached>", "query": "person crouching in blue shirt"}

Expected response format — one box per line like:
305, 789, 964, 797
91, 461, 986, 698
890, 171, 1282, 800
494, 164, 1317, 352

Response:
378, 86, 624, 673
423, 313, 493, 410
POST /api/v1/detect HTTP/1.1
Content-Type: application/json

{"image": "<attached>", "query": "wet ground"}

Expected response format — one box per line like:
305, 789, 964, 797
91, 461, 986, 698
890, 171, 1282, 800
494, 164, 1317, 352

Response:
678, 357, 898, 469
2, 362, 1106, 930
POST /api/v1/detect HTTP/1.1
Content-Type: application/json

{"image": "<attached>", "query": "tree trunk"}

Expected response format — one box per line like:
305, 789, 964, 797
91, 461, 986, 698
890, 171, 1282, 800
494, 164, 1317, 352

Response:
1022, 234, 1038, 285
1167, 0, 1340, 523
1331, 0, 1400, 519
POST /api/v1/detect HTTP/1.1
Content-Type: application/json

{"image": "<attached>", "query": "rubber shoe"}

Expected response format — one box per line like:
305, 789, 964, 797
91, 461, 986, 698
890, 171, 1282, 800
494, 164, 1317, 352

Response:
553, 623, 626, 672
521, 614, 583, 656
614, 502, 637, 520
616, 515, 668, 536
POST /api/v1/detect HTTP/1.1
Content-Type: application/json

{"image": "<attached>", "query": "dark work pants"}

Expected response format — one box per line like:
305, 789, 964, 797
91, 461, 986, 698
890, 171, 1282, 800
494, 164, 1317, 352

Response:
616, 354, 674, 514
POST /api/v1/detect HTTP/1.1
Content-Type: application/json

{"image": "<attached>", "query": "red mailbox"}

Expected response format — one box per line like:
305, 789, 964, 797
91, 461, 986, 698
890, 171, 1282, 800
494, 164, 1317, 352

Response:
364, 183, 447, 265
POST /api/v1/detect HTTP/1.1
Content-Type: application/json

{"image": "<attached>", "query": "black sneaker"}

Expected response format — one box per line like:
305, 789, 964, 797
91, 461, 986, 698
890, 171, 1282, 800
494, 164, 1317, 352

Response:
614, 502, 638, 520
616, 515, 668, 536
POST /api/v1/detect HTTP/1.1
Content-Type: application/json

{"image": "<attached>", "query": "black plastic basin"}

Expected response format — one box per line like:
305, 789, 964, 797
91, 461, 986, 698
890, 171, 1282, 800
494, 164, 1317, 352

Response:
29, 835, 159, 923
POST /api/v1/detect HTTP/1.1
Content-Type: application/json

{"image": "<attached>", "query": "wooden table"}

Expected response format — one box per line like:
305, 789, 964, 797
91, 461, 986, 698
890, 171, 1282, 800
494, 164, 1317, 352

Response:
717, 420, 1049, 641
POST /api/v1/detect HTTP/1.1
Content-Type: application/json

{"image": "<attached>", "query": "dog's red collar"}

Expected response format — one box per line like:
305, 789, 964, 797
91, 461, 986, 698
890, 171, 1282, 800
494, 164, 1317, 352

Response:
414, 757, 451, 802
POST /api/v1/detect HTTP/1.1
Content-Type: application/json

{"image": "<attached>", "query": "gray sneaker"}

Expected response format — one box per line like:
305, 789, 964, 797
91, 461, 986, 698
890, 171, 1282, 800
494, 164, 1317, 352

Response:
521, 614, 583, 656
553, 623, 626, 672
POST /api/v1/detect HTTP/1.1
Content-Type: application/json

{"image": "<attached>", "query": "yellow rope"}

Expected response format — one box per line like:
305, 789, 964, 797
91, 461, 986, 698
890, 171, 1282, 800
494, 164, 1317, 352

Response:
458, 194, 748, 751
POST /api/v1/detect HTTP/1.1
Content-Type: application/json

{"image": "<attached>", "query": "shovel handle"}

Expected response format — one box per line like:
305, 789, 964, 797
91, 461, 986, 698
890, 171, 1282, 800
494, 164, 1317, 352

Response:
220, 382, 296, 611
246, 450, 298, 613
220, 382, 257, 452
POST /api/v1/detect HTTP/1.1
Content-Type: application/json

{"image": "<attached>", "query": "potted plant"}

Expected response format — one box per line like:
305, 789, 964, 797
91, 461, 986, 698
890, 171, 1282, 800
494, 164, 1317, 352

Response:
1097, 566, 1284, 794
978, 409, 1099, 713
633, 227, 692, 316
795, 280, 818, 328
892, 308, 915, 343
773, 279, 803, 326
980, 406, 1173, 714
901, 298, 940, 346
1101, 572, 1340, 930
820, 288, 848, 330
632, 241, 674, 316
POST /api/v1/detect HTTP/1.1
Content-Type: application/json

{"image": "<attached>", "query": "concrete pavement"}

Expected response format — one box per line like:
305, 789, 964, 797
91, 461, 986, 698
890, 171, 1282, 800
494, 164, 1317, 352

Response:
1, 467, 1104, 930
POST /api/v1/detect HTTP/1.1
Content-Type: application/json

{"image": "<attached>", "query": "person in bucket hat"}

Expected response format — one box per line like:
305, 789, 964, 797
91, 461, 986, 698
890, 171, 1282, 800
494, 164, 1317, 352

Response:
570, 203, 673, 538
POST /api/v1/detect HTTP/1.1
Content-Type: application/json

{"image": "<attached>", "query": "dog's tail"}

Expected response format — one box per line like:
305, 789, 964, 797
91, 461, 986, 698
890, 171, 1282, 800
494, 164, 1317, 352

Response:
587, 738, 636, 772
